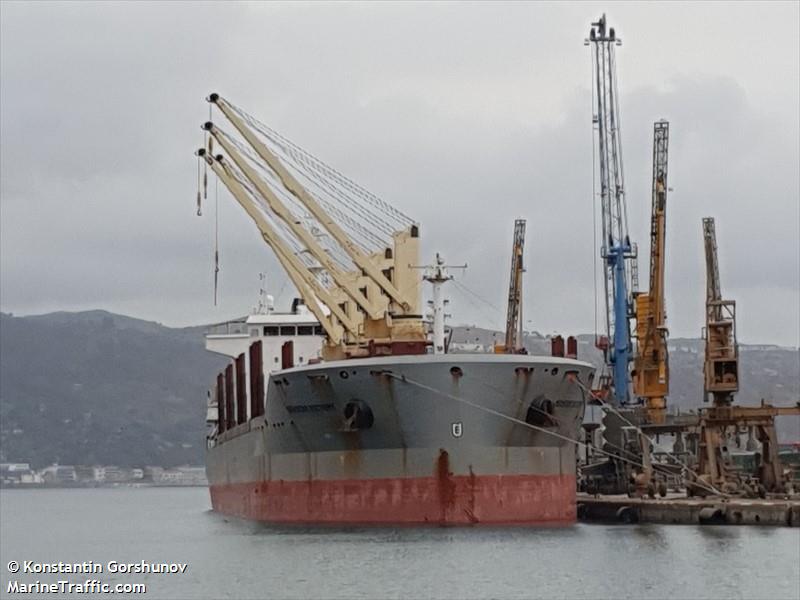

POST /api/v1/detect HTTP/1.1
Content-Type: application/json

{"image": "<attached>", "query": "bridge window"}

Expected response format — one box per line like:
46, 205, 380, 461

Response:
280, 325, 296, 336
264, 326, 279, 336
314, 325, 324, 335
297, 325, 314, 336
250, 328, 259, 337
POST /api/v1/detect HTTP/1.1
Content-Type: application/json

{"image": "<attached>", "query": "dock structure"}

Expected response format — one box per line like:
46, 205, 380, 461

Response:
577, 493, 800, 527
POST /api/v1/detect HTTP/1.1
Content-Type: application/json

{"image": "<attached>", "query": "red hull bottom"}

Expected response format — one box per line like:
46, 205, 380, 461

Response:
210, 473, 577, 525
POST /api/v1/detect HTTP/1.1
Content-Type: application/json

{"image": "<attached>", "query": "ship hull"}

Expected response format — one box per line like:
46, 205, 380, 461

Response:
206, 354, 594, 525
209, 472, 575, 525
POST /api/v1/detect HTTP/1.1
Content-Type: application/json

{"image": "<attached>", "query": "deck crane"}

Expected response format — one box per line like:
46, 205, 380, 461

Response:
588, 15, 637, 405
494, 219, 527, 354
632, 121, 670, 424
197, 94, 427, 361
702, 217, 738, 405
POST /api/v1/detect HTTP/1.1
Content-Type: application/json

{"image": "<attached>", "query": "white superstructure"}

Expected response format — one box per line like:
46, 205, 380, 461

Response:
206, 299, 324, 370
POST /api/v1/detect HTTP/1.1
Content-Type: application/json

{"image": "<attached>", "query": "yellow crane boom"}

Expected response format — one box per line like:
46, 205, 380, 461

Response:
633, 120, 669, 424
197, 95, 428, 360
495, 219, 526, 354
207, 94, 418, 314
198, 149, 355, 343
204, 122, 388, 321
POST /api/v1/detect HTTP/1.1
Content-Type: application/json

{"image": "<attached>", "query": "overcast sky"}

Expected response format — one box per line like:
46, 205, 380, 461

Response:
1, 1, 798, 346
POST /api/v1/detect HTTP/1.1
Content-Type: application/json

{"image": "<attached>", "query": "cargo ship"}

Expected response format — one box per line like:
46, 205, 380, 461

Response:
197, 93, 595, 525
204, 303, 594, 525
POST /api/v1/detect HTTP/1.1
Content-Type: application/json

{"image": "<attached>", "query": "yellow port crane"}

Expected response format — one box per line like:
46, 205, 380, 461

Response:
494, 219, 526, 354
633, 120, 670, 424
702, 217, 738, 405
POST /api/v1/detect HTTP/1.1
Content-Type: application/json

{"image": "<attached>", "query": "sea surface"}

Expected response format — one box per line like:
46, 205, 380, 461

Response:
1, 487, 798, 600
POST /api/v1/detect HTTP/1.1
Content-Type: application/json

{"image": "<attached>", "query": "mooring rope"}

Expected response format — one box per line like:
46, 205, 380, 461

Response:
382, 371, 726, 498
567, 375, 727, 497
384, 372, 649, 472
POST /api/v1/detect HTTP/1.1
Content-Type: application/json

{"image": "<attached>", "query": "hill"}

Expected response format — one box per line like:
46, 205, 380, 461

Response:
0, 312, 796, 469
0, 311, 226, 468
450, 326, 800, 440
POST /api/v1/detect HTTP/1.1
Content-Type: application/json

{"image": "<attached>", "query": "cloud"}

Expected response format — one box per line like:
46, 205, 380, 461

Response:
1, 2, 797, 347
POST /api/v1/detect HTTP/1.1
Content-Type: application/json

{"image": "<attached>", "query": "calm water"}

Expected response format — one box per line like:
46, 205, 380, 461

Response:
1, 488, 798, 600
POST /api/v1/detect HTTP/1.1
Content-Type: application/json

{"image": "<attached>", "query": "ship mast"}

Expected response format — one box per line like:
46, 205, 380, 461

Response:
412, 254, 466, 354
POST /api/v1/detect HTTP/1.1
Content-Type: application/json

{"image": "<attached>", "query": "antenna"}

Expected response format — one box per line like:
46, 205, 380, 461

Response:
410, 254, 467, 354
255, 272, 268, 314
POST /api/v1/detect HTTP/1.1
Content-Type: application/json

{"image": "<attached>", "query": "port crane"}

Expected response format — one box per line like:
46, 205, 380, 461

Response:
702, 217, 738, 406
197, 94, 427, 361
588, 15, 637, 405
494, 219, 527, 354
684, 218, 800, 495
582, 19, 670, 495
632, 121, 670, 424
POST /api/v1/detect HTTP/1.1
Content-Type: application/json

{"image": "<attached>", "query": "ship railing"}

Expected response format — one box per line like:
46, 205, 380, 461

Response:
206, 319, 248, 336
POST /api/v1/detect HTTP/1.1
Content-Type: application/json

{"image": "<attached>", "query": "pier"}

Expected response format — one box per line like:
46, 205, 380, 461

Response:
577, 493, 800, 527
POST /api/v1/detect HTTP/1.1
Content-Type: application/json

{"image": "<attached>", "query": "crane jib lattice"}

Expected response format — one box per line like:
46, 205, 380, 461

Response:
588, 14, 637, 406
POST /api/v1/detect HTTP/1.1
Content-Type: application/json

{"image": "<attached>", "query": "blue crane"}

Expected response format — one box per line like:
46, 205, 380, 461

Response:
587, 15, 637, 406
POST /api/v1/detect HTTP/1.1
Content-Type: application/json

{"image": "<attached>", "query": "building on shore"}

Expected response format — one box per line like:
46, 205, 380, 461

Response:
1, 463, 207, 487
40, 464, 77, 484
0, 463, 41, 485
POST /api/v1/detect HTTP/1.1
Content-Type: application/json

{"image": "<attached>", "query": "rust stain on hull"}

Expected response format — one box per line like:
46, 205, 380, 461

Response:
436, 449, 457, 524
210, 473, 577, 525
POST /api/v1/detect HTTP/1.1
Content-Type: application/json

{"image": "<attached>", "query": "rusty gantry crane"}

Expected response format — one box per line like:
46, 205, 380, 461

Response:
702, 217, 738, 406
495, 219, 527, 354
687, 218, 800, 496
632, 121, 670, 425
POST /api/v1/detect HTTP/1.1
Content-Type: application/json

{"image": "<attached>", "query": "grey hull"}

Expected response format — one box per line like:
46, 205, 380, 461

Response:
207, 353, 594, 524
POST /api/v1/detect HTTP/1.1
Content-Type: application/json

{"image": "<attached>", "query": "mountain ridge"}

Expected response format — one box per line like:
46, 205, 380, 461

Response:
1, 311, 797, 469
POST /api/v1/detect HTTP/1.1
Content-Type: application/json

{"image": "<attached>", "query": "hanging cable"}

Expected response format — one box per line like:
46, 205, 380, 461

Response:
226, 100, 415, 227
224, 159, 355, 284
216, 126, 396, 249
214, 175, 219, 306
215, 127, 387, 253
568, 374, 727, 497
470, 363, 725, 497
204, 102, 211, 202
382, 371, 726, 498
451, 279, 504, 316
274, 272, 289, 306
590, 47, 598, 342
196, 155, 203, 216
385, 373, 649, 473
